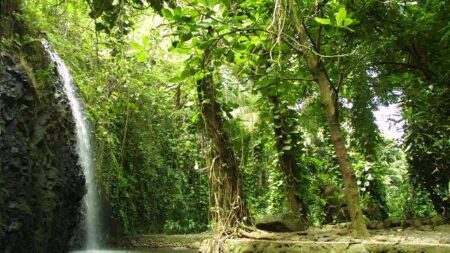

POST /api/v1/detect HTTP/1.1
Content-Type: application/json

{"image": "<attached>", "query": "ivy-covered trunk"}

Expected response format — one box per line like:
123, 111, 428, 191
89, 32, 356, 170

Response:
197, 53, 249, 235
287, 0, 369, 237
268, 95, 308, 221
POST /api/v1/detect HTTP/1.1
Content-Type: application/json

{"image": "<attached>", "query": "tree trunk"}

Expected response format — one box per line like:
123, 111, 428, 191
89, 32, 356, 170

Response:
287, 0, 369, 237
318, 82, 368, 237
268, 95, 308, 220
197, 53, 249, 235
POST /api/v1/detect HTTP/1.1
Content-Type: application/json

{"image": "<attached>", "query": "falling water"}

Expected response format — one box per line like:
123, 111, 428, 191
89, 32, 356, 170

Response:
42, 39, 100, 250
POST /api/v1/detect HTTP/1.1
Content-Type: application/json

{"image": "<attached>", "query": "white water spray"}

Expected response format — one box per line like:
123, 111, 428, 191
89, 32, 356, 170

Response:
42, 39, 100, 249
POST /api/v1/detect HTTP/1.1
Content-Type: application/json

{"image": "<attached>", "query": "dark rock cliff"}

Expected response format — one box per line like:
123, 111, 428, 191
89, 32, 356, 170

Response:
0, 43, 85, 253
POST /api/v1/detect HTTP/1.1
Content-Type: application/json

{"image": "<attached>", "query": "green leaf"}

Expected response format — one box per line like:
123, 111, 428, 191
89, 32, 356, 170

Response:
169, 46, 191, 54
208, 0, 220, 7
343, 18, 354, 27
226, 51, 235, 62
213, 48, 226, 58
130, 42, 141, 50
161, 8, 173, 19
194, 71, 205, 80
249, 35, 262, 45
142, 36, 150, 46
191, 112, 200, 123
335, 7, 347, 27
174, 7, 182, 17
180, 32, 193, 42
137, 52, 147, 62
314, 17, 331, 25
180, 67, 193, 79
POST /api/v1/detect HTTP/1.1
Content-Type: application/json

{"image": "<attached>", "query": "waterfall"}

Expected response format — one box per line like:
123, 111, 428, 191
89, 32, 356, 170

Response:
42, 39, 100, 250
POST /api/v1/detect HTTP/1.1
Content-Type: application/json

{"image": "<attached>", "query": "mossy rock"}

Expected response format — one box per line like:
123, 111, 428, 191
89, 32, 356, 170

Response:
255, 212, 308, 232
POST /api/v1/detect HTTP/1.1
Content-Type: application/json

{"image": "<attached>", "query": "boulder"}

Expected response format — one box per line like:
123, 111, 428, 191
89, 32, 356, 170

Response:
255, 212, 308, 232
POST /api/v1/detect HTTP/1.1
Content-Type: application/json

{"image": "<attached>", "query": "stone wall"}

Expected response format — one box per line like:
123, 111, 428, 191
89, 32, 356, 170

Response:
0, 44, 85, 253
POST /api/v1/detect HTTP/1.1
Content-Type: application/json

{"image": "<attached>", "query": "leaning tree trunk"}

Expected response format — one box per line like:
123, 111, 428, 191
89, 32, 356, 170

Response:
197, 52, 249, 235
287, 0, 369, 237
268, 95, 308, 220
317, 78, 368, 237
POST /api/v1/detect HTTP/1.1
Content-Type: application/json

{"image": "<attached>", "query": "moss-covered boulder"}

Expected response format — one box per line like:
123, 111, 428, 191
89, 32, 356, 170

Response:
255, 212, 308, 232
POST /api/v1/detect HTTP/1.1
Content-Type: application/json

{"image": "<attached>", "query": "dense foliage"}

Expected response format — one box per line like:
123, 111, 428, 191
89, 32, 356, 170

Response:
3, 0, 448, 236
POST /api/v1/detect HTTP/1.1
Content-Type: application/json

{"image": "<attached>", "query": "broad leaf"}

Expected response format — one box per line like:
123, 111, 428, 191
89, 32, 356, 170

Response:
343, 18, 354, 27
335, 7, 347, 27
161, 8, 173, 19
315, 17, 331, 25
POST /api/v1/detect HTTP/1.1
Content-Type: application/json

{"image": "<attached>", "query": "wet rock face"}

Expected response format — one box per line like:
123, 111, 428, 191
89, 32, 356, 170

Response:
0, 51, 85, 253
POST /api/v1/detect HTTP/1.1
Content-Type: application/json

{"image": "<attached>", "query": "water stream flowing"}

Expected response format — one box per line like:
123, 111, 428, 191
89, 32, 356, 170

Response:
42, 39, 100, 250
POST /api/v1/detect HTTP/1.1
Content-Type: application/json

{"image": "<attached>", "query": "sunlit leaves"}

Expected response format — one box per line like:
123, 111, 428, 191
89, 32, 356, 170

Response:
334, 7, 354, 31
161, 8, 173, 19
314, 5, 356, 32
314, 17, 331, 25
130, 36, 151, 62
335, 7, 347, 27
